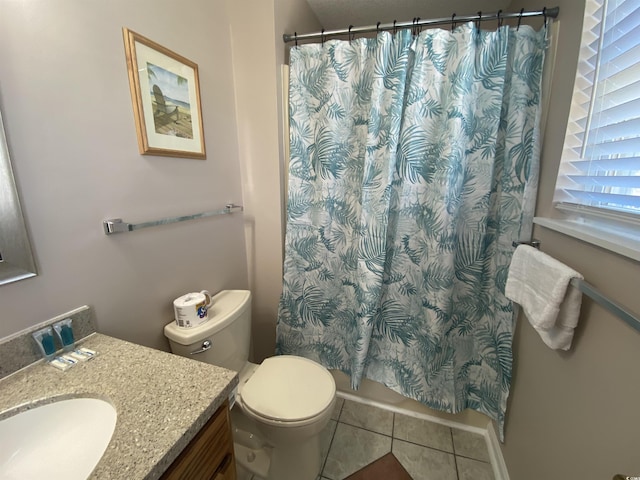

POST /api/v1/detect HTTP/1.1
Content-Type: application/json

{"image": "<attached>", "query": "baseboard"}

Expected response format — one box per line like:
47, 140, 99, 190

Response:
336, 391, 488, 436
486, 422, 510, 480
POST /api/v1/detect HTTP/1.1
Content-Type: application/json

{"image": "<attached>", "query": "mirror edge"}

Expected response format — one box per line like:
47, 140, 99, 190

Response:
0, 107, 37, 285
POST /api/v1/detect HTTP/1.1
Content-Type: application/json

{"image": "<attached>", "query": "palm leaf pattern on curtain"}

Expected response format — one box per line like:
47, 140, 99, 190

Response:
277, 24, 546, 440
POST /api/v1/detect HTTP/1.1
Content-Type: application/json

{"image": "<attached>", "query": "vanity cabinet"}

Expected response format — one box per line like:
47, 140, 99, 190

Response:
161, 400, 236, 480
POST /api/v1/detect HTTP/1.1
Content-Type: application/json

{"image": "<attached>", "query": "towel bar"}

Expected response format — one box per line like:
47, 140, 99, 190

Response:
512, 240, 541, 249
570, 278, 640, 334
103, 203, 243, 235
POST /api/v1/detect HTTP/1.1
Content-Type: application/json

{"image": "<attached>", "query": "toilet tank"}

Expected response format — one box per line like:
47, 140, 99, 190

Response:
164, 290, 251, 373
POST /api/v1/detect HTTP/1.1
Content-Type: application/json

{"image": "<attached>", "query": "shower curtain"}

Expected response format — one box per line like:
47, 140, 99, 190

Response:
277, 23, 546, 438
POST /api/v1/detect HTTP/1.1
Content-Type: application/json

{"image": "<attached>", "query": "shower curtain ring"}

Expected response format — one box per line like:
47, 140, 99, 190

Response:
348, 25, 353, 43
376, 21, 381, 33
412, 17, 416, 36
393, 20, 397, 35
497, 10, 503, 28
451, 13, 456, 31
543, 7, 548, 28
294, 32, 298, 47
517, 8, 524, 30
416, 17, 421, 34
321, 28, 325, 45
476, 11, 482, 33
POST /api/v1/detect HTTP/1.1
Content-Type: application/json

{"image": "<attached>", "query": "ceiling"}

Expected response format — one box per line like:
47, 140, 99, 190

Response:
305, 0, 512, 30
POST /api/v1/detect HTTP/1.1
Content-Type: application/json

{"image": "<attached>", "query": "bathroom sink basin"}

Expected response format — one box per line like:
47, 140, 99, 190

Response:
0, 397, 117, 480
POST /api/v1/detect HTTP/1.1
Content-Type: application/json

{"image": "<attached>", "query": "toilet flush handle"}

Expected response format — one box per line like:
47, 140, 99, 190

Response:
190, 339, 212, 355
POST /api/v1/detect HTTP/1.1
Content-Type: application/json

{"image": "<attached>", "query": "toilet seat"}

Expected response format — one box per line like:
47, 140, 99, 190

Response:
240, 355, 335, 423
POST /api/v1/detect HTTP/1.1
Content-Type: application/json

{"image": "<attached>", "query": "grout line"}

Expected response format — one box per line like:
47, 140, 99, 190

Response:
392, 436, 456, 456
321, 396, 343, 477
337, 419, 393, 438
454, 454, 461, 480
450, 427, 456, 455
455, 453, 492, 464
391, 412, 396, 456
451, 427, 461, 480
332, 399, 344, 422
320, 420, 339, 479
392, 411, 396, 437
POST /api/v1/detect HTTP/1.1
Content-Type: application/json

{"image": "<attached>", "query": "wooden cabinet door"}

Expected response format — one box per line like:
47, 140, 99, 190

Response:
161, 400, 236, 480
211, 452, 236, 480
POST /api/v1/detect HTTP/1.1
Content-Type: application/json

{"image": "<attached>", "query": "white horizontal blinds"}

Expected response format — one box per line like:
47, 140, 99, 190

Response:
556, 0, 640, 214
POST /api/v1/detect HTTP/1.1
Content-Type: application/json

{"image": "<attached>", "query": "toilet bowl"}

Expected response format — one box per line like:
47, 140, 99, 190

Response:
164, 290, 336, 480
233, 356, 335, 479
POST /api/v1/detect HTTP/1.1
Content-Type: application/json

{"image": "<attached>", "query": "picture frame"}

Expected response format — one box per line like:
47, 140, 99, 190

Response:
123, 28, 206, 159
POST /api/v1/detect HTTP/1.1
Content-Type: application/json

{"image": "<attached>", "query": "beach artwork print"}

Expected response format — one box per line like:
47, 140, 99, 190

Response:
123, 28, 205, 159
147, 63, 194, 139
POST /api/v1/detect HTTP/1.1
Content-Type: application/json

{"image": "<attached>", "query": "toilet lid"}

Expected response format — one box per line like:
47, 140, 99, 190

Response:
241, 355, 335, 422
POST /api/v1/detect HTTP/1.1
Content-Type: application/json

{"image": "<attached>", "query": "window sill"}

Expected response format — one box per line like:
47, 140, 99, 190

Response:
533, 216, 640, 263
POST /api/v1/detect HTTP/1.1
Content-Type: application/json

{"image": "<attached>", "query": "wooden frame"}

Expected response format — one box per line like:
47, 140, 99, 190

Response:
123, 28, 206, 159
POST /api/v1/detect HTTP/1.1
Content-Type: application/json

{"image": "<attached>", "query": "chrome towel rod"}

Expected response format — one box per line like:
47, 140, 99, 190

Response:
283, 7, 559, 43
570, 278, 640, 334
103, 203, 243, 235
513, 240, 640, 333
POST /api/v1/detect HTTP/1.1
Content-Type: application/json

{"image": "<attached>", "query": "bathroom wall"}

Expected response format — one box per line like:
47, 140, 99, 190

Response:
0, 0, 248, 348
226, 0, 320, 361
501, 1, 640, 478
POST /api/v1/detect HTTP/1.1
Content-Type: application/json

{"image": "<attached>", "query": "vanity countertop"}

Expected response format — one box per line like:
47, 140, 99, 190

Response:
0, 333, 238, 480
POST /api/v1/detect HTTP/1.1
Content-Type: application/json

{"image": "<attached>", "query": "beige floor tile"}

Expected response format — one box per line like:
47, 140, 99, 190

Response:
393, 413, 454, 453
457, 456, 495, 480
452, 428, 490, 462
392, 439, 457, 480
331, 398, 345, 421
322, 422, 392, 479
339, 400, 394, 435
320, 420, 338, 467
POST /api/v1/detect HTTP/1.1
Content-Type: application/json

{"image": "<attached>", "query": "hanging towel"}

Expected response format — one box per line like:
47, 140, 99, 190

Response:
505, 245, 584, 350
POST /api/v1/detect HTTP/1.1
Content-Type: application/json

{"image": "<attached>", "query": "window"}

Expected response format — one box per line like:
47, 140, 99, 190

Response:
538, 0, 640, 260
554, 0, 640, 219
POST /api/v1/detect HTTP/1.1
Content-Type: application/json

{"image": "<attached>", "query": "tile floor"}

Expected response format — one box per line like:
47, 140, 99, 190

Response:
250, 397, 496, 480
318, 398, 495, 480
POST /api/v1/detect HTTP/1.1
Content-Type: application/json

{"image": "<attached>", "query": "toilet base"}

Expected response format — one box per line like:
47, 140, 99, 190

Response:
236, 462, 255, 480
231, 407, 324, 480
234, 434, 322, 480
266, 435, 322, 480
234, 441, 271, 479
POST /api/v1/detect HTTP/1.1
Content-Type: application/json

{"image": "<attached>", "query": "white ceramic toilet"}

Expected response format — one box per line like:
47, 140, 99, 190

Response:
164, 290, 336, 480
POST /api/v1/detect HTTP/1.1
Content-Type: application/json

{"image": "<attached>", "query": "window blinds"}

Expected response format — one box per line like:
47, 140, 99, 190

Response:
555, 0, 640, 215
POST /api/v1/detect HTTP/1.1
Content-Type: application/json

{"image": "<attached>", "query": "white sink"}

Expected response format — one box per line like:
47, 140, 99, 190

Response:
0, 397, 117, 480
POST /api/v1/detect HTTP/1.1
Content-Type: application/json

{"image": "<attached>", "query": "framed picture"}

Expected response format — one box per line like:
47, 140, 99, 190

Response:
123, 28, 206, 159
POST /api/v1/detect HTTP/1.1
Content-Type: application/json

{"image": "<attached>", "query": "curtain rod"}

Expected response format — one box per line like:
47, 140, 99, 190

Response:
283, 7, 559, 43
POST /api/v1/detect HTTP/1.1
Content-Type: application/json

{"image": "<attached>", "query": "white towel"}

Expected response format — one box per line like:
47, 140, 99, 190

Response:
505, 245, 584, 350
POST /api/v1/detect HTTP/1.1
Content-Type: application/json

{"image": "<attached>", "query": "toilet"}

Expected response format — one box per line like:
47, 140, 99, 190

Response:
164, 290, 336, 480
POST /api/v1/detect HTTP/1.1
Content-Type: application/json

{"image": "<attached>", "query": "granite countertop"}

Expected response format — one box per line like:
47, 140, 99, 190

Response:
0, 333, 238, 480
